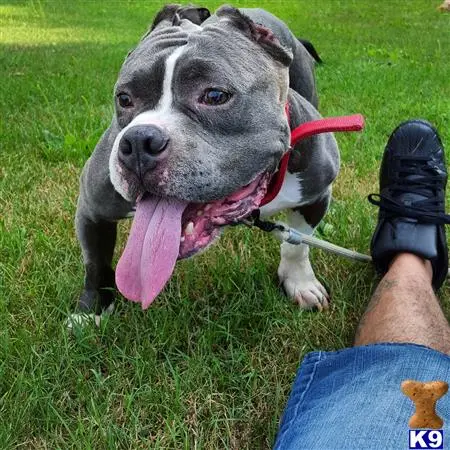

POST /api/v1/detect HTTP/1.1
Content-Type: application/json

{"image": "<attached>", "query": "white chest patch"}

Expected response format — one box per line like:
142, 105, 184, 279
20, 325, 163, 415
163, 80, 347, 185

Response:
259, 171, 304, 217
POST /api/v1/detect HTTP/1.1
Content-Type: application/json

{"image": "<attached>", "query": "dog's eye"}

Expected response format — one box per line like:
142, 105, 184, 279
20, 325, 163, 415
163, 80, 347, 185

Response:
117, 93, 133, 108
199, 89, 231, 106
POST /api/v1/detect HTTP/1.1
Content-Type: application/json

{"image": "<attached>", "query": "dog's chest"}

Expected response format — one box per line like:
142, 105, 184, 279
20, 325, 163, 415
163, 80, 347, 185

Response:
259, 171, 304, 217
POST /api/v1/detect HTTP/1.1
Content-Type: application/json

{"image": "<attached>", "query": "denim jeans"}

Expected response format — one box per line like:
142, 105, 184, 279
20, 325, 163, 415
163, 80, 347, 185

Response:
274, 343, 450, 449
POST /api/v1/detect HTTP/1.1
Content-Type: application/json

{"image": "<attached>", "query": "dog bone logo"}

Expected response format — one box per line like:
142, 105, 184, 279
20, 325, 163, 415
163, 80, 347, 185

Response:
401, 379, 448, 429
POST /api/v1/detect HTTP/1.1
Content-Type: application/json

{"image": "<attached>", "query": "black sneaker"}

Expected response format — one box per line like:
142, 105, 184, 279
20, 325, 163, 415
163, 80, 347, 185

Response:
368, 119, 450, 290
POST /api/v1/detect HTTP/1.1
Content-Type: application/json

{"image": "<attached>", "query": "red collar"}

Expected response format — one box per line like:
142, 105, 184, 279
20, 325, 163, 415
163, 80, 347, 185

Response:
259, 105, 365, 207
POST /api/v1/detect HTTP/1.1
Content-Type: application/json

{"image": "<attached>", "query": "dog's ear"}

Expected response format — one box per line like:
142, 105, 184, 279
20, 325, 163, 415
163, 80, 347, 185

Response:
150, 4, 181, 31
178, 6, 210, 25
216, 6, 292, 67
151, 4, 210, 30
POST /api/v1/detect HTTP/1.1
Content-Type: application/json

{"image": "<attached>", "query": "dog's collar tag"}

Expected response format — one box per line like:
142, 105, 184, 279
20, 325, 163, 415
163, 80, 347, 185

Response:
259, 108, 365, 207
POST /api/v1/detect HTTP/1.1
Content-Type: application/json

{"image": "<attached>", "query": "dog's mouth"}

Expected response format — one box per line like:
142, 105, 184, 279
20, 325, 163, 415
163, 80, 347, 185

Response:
179, 173, 270, 258
115, 173, 270, 309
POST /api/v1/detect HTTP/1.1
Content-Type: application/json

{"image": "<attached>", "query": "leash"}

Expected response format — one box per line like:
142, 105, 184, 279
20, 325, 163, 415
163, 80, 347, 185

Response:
240, 211, 372, 263
242, 209, 450, 277
238, 112, 370, 264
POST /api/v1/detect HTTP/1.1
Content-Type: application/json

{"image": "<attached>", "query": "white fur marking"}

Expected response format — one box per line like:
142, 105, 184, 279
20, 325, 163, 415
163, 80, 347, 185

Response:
259, 171, 304, 217
67, 303, 115, 331
109, 46, 186, 200
66, 313, 95, 330
289, 212, 314, 235
179, 21, 202, 32
278, 210, 329, 310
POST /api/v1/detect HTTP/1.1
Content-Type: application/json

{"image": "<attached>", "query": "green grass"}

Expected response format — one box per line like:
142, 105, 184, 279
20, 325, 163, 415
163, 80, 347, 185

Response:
1, 0, 449, 447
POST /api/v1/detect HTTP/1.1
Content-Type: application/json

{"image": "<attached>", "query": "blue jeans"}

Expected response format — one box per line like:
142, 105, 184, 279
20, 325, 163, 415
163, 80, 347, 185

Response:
274, 343, 450, 449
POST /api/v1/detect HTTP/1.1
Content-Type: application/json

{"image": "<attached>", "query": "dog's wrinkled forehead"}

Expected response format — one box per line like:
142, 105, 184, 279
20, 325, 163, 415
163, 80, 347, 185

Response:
116, 27, 188, 99
116, 19, 280, 106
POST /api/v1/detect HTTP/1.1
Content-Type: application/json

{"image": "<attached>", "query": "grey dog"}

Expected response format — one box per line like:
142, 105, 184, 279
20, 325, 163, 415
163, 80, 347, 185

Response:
73, 5, 339, 323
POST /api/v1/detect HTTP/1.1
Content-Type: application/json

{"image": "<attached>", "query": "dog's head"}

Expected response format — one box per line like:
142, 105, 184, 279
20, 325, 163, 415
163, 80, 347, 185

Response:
110, 6, 293, 306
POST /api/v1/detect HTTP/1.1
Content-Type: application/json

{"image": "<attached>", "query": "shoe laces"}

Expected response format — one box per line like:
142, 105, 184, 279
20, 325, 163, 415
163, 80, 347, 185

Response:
368, 154, 450, 225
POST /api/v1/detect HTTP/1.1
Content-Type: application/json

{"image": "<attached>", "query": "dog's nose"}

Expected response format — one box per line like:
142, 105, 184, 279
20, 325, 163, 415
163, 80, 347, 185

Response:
118, 125, 169, 172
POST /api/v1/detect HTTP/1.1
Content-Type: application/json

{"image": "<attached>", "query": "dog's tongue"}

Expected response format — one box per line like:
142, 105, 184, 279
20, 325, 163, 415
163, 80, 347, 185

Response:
116, 195, 188, 309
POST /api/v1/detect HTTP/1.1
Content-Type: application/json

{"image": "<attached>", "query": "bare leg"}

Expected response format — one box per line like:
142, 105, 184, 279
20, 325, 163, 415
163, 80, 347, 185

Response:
354, 253, 450, 355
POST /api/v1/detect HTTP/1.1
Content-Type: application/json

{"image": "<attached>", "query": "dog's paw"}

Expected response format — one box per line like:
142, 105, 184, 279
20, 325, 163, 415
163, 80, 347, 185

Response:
66, 303, 115, 331
278, 239, 330, 311
66, 313, 97, 331
282, 275, 330, 311
278, 257, 330, 311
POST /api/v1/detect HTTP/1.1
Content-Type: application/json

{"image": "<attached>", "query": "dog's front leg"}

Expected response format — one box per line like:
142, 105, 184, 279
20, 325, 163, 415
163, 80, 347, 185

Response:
75, 209, 117, 316
278, 193, 330, 310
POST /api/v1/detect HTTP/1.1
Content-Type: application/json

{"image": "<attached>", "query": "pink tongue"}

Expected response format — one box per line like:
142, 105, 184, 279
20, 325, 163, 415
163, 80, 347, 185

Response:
116, 195, 188, 309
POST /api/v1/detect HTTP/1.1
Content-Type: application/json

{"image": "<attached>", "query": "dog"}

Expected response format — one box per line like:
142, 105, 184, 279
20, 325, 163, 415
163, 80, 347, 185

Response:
73, 5, 339, 324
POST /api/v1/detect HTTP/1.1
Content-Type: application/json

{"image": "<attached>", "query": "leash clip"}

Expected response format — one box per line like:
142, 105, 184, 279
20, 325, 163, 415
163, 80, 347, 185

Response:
237, 210, 286, 233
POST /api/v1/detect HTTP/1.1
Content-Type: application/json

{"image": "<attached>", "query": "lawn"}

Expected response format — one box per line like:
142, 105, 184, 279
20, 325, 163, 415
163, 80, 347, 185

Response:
0, 0, 449, 448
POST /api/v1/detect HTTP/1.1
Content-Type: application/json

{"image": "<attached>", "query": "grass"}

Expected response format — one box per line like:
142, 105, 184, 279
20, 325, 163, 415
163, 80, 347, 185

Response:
1, 0, 449, 447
